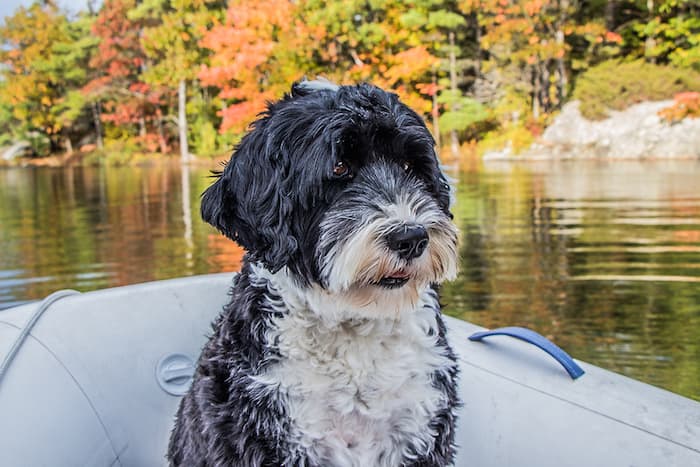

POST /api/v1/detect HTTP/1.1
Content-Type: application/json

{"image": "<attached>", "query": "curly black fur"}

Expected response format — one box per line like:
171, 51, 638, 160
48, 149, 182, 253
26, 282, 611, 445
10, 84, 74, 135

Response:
168, 82, 459, 467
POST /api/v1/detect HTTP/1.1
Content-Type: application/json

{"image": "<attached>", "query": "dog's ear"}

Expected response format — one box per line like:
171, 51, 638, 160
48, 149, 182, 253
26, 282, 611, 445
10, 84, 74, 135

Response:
200, 167, 250, 246
200, 130, 298, 272
436, 171, 455, 219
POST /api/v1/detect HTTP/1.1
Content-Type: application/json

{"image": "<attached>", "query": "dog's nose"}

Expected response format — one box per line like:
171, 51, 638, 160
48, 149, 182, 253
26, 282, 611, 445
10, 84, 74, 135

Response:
387, 225, 429, 260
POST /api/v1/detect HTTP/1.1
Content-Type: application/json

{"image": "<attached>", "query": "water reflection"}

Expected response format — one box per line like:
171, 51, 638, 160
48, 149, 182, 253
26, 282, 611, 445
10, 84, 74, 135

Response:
0, 164, 244, 309
0, 160, 698, 401
442, 160, 700, 401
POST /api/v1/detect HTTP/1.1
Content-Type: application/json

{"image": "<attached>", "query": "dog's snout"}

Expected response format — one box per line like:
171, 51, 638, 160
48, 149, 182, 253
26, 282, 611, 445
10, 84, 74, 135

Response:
388, 225, 429, 260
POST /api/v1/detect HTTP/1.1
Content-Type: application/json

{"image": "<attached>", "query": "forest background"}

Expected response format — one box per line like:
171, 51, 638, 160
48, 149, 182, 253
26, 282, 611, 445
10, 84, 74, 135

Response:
1, 0, 698, 164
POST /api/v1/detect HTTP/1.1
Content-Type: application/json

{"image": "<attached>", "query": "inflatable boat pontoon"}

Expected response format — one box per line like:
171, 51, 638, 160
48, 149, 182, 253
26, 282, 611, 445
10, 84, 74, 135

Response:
0, 274, 698, 466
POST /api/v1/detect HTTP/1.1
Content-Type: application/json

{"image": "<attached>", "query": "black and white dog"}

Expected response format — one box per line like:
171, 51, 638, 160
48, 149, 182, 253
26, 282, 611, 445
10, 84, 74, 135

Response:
168, 81, 460, 467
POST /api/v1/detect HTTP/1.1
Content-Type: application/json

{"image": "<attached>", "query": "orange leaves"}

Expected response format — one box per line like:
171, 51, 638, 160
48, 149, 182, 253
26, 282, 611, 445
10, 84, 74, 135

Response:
220, 98, 271, 133
478, 0, 594, 66
605, 31, 623, 44
417, 82, 441, 97
128, 82, 151, 95
659, 92, 700, 122
198, 0, 302, 133
382, 47, 439, 87
523, 0, 544, 17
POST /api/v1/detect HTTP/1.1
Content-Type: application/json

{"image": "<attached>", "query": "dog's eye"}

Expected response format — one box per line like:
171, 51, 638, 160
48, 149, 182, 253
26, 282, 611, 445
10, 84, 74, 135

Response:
333, 160, 351, 178
402, 161, 412, 172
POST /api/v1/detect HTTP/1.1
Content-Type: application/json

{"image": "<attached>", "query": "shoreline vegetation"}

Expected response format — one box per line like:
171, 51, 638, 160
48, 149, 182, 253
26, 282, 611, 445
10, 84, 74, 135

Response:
1, 1, 699, 167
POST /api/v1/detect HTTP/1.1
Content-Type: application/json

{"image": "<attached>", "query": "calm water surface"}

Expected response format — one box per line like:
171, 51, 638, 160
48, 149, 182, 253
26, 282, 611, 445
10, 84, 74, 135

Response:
1, 160, 699, 400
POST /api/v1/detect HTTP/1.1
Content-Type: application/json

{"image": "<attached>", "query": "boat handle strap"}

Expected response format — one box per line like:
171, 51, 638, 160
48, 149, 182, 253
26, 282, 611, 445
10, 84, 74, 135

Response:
468, 326, 585, 380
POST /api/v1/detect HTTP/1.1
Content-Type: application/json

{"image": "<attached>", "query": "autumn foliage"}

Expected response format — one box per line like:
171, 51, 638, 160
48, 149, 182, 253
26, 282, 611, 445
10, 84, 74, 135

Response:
659, 92, 700, 122
198, 0, 303, 133
0, 0, 698, 158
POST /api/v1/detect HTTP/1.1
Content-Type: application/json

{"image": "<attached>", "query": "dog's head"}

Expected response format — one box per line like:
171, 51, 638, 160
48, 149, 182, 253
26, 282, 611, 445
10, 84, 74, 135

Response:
202, 81, 458, 312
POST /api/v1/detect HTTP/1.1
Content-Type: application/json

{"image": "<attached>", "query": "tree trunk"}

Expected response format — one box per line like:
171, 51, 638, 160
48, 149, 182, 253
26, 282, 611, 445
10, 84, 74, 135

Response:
139, 115, 146, 138
556, 0, 569, 107
64, 136, 73, 155
182, 163, 193, 263
156, 107, 168, 154
431, 72, 441, 152
178, 79, 190, 164
541, 62, 550, 113
555, 38, 567, 106
448, 31, 460, 158
532, 63, 540, 119
472, 11, 483, 106
645, 0, 656, 63
605, 0, 617, 30
91, 101, 103, 150
474, 12, 482, 76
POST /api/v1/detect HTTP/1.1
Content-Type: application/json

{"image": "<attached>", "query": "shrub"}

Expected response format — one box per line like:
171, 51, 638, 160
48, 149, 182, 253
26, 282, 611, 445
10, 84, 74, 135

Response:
573, 60, 700, 120
658, 92, 700, 122
478, 123, 536, 157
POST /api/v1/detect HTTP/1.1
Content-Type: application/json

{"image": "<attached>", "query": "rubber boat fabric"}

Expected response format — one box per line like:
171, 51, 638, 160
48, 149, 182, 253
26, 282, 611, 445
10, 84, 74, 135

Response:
0, 274, 698, 466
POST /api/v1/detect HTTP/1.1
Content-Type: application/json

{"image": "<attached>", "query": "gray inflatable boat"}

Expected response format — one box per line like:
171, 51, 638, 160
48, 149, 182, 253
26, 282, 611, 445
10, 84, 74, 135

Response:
1, 274, 698, 466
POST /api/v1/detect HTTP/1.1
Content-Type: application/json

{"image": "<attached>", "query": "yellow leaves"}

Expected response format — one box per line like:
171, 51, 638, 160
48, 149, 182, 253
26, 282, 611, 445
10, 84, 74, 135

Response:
458, 0, 481, 11
523, 0, 544, 17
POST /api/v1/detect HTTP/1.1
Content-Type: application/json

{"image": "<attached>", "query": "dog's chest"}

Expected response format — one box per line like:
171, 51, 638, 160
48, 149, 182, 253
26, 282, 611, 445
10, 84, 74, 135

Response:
264, 306, 451, 467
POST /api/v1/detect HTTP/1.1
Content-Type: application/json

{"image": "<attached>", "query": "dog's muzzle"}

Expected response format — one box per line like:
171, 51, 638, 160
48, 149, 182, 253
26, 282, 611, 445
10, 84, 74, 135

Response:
387, 224, 429, 261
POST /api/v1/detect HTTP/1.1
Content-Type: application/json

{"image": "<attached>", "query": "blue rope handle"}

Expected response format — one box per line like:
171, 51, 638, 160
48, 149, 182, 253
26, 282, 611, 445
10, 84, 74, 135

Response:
468, 326, 585, 380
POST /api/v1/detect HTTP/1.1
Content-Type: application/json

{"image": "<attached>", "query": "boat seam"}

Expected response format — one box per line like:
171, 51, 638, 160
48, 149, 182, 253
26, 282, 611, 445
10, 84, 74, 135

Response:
12, 331, 126, 462
0, 320, 21, 330
0, 291, 126, 461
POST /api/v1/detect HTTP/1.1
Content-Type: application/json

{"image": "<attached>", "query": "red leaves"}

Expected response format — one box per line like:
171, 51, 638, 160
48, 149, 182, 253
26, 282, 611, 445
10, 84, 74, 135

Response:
84, 0, 165, 133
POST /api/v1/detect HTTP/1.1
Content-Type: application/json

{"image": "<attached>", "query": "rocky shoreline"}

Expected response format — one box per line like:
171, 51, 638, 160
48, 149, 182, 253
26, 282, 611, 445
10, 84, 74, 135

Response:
485, 100, 700, 161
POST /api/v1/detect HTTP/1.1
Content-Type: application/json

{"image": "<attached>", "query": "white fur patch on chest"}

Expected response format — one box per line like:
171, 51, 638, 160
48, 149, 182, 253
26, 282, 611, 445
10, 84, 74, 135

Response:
253, 268, 453, 467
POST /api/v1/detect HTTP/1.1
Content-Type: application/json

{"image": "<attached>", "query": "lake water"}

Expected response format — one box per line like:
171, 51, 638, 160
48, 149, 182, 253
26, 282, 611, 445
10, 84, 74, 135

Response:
1, 160, 699, 401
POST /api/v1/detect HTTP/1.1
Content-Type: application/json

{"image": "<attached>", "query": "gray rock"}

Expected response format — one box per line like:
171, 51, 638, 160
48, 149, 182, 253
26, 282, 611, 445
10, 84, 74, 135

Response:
1, 141, 31, 161
520, 100, 700, 159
